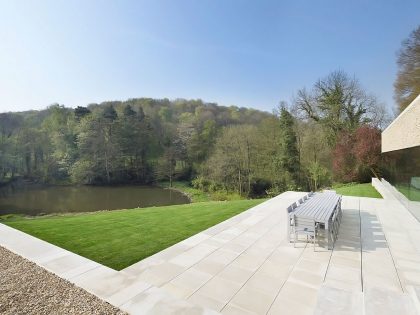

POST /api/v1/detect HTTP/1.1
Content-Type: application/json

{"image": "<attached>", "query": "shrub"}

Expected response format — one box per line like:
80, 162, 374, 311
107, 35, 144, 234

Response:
332, 125, 382, 183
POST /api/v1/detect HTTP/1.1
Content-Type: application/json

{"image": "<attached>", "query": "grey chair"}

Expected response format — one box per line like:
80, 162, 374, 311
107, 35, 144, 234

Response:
298, 198, 304, 204
293, 216, 318, 250
308, 191, 314, 197
287, 205, 295, 242
330, 209, 339, 242
336, 196, 343, 225
287, 202, 301, 242
303, 194, 309, 201
330, 197, 343, 243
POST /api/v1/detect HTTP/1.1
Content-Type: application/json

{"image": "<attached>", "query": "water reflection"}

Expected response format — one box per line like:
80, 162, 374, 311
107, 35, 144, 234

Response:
0, 184, 190, 215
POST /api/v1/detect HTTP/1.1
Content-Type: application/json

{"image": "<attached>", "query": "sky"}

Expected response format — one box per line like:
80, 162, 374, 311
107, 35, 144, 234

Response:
0, 0, 419, 113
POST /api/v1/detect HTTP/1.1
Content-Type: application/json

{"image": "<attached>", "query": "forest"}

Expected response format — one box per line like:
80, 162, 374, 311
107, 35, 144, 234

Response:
0, 71, 391, 198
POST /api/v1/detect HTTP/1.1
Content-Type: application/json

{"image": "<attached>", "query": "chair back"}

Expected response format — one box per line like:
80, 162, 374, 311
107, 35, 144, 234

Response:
294, 215, 316, 230
331, 208, 338, 222
287, 202, 298, 215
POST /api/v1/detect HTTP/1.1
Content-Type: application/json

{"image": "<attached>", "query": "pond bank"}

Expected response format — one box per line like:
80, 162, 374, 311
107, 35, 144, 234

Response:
159, 181, 244, 202
0, 184, 189, 216
159, 181, 210, 202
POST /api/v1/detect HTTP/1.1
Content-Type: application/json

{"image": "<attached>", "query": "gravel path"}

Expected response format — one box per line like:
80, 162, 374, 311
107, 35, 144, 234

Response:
0, 246, 127, 315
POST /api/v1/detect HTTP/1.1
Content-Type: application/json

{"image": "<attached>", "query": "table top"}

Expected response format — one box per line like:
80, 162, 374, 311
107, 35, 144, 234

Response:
293, 192, 341, 226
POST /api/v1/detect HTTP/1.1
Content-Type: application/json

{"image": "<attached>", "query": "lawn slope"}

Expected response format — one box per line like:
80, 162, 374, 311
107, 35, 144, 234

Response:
4, 199, 264, 270
333, 183, 382, 198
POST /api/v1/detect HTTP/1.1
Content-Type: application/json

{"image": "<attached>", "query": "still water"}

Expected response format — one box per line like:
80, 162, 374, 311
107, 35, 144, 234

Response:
0, 184, 190, 216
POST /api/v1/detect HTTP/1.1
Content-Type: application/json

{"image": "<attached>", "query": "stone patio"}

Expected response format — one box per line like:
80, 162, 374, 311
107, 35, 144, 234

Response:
2, 185, 420, 314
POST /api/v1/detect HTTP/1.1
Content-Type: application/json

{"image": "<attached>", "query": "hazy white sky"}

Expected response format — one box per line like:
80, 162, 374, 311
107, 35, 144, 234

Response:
0, 0, 419, 113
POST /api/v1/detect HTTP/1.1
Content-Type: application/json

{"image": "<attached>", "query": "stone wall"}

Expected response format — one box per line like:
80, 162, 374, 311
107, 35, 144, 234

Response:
382, 94, 420, 153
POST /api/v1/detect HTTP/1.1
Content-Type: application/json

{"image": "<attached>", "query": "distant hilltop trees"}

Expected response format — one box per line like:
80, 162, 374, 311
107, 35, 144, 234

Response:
0, 98, 271, 190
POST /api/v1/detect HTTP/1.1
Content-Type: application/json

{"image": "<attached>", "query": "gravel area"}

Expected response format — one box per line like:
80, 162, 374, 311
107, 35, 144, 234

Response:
0, 246, 127, 315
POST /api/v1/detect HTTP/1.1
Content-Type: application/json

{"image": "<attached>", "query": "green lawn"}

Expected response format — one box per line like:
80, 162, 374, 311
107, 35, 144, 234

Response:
160, 181, 243, 202
395, 185, 420, 201
3, 199, 265, 270
333, 183, 382, 198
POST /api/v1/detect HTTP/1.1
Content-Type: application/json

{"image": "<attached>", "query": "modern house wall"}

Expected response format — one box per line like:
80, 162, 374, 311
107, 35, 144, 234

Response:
382, 94, 420, 153
381, 94, 420, 219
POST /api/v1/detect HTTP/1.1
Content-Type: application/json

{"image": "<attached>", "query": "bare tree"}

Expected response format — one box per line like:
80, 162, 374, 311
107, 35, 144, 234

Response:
205, 125, 257, 196
294, 70, 387, 145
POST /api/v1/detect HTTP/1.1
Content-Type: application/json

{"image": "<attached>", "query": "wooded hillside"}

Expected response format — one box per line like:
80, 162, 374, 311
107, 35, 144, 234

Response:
0, 71, 390, 197
0, 98, 270, 187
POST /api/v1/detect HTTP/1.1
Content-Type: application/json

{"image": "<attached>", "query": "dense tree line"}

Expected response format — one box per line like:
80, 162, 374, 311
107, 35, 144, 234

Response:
0, 99, 271, 189
194, 70, 388, 197
0, 70, 390, 198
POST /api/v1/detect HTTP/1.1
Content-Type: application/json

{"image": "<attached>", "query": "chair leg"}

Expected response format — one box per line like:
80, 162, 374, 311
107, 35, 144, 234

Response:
313, 234, 315, 251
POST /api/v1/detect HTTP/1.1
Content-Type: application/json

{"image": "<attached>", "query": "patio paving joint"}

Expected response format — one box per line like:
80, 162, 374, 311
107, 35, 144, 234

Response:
265, 242, 308, 314
373, 201, 405, 293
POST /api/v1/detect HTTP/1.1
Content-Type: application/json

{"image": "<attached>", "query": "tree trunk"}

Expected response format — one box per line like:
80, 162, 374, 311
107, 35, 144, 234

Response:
169, 165, 172, 187
246, 139, 251, 195
238, 168, 242, 196
104, 150, 110, 183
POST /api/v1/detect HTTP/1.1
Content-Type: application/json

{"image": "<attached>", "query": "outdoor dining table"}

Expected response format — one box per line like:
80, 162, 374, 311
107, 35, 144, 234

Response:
293, 192, 342, 249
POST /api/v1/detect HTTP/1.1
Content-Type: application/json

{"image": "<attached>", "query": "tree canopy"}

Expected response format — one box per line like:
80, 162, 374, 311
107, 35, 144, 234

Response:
394, 25, 420, 112
0, 98, 272, 190
294, 70, 387, 145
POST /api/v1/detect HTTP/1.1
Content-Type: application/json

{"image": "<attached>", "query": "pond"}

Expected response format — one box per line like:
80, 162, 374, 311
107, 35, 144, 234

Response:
0, 184, 190, 216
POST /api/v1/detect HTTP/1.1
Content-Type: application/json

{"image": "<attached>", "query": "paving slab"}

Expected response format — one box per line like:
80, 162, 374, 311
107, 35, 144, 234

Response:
190, 276, 243, 311
364, 287, 417, 315
313, 285, 363, 315
360, 198, 402, 293
224, 286, 274, 314
324, 199, 362, 293
163, 267, 213, 298
221, 303, 257, 315
120, 286, 220, 315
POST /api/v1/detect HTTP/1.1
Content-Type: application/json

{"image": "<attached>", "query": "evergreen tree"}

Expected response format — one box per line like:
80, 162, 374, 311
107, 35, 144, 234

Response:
123, 104, 136, 117
102, 105, 118, 121
277, 107, 300, 189
74, 106, 91, 121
